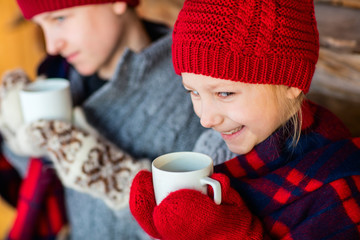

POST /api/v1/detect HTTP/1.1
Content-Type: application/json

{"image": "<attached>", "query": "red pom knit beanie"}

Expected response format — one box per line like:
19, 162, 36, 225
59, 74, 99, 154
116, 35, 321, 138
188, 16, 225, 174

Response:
172, 0, 319, 93
17, 0, 140, 19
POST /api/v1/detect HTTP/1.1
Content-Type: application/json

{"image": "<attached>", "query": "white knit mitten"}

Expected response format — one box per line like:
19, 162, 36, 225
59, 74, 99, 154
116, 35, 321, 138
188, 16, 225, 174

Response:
27, 119, 151, 210
0, 69, 46, 156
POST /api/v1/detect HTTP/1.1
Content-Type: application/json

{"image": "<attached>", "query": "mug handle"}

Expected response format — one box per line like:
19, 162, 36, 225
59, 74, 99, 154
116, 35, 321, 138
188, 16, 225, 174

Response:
200, 177, 222, 205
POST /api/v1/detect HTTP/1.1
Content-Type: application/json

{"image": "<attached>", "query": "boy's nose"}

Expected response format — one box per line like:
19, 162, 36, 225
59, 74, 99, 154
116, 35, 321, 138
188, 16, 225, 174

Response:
45, 36, 64, 56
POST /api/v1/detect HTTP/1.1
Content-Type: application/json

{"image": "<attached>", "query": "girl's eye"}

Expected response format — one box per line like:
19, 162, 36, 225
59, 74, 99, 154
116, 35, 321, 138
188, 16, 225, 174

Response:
186, 89, 200, 97
192, 90, 199, 96
218, 92, 233, 97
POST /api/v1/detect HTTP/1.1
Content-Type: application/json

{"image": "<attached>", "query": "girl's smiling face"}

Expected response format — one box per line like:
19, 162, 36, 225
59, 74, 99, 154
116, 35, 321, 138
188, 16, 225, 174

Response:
182, 73, 292, 155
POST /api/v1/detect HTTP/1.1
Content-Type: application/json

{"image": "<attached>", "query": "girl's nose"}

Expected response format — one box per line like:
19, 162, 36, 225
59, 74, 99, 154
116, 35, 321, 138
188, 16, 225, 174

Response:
199, 102, 222, 128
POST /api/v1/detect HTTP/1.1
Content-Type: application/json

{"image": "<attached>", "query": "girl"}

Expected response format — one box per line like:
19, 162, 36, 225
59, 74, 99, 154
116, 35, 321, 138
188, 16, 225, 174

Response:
129, 0, 360, 239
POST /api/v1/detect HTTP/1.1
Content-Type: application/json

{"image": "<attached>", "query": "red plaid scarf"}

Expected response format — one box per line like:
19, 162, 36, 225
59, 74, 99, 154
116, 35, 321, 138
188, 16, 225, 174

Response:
215, 100, 360, 239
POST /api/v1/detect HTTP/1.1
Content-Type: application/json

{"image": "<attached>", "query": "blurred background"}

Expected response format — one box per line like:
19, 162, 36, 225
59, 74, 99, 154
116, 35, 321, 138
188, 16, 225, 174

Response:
1, 0, 359, 238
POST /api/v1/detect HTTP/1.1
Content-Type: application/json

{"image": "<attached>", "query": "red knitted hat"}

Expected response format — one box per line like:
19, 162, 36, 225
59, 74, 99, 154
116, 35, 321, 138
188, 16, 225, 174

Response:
17, 0, 140, 19
172, 0, 319, 93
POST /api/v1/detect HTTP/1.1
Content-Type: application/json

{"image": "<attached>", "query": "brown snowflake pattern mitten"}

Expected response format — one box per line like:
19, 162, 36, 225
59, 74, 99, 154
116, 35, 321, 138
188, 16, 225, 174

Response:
27, 119, 151, 210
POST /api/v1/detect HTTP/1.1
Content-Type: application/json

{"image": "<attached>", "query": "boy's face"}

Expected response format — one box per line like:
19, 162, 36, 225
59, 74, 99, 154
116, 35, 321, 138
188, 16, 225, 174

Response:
33, 4, 125, 78
182, 73, 289, 155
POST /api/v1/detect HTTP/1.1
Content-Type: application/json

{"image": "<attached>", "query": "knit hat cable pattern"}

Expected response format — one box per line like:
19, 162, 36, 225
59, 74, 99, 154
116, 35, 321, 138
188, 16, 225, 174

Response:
17, 0, 140, 19
172, 0, 319, 93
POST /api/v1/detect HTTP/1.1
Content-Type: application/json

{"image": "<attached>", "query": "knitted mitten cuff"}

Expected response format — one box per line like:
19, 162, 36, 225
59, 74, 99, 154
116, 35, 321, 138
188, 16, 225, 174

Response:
129, 170, 161, 239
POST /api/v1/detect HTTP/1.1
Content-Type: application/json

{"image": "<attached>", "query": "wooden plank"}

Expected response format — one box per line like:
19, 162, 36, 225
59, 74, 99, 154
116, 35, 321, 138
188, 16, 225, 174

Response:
315, 3, 360, 52
309, 47, 360, 136
137, 0, 184, 27
315, 0, 360, 9
310, 48, 360, 102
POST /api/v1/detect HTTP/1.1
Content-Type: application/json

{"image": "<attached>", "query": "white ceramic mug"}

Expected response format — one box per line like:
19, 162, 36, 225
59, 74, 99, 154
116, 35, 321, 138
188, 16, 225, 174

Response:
19, 79, 72, 123
152, 152, 222, 205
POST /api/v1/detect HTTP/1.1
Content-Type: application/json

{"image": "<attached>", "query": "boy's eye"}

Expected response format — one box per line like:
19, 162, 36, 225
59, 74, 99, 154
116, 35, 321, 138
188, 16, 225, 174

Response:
218, 92, 233, 97
53, 16, 66, 22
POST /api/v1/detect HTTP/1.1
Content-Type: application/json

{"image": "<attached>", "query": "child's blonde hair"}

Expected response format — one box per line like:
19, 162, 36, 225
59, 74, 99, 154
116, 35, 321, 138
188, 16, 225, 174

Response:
272, 85, 305, 147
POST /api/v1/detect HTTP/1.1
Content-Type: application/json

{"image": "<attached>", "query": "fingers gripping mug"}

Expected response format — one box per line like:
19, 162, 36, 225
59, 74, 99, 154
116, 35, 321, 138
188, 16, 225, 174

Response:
152, 152, 222, 205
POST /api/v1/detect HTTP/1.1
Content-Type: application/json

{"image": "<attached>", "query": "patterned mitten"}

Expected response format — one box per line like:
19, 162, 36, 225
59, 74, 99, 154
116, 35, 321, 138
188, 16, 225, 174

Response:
130, 171, 265, 240
26, 119, 151, 210
0, 69, 45, 156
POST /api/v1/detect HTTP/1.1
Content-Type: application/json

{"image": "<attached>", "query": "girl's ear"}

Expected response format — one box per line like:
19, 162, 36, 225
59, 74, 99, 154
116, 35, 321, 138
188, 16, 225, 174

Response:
286, 87, 302, 100
113, 2, 127, 15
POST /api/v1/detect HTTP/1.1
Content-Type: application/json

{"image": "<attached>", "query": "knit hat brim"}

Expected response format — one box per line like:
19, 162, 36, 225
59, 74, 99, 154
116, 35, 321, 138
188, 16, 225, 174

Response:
172, 40, 316, 93
17, 0, 140, 19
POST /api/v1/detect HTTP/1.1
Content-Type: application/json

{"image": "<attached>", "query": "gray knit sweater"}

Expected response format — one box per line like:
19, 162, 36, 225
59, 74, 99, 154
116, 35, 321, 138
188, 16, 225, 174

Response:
3, 30, 234, 239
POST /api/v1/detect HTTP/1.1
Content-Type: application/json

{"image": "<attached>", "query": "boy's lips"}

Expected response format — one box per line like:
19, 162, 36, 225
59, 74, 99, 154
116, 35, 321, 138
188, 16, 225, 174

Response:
65, 52, 79, 63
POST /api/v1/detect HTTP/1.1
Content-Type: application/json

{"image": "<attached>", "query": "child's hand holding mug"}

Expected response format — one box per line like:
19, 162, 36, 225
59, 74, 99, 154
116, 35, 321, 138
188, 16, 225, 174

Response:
129, 152, 264, 240
0, 69, 72, 157
0, 69, 150, 209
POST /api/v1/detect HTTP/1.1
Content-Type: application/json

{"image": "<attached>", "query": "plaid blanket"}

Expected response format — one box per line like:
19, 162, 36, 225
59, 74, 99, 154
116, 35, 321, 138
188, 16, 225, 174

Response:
215, 100, 360, 239
0, 154, 21, 207
0, 157, 67, 240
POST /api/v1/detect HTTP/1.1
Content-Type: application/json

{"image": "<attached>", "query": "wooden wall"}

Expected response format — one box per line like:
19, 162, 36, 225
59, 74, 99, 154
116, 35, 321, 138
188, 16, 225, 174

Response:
0, 0, 45, 79
309, 1, 360, 136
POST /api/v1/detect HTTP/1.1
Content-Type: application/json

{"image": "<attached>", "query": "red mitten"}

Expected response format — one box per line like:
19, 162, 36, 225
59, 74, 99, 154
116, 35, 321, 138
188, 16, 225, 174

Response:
153, 173, 264, 240
130, 172, 264, 240
129, 170, 161, 239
